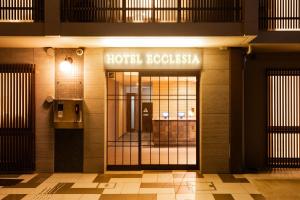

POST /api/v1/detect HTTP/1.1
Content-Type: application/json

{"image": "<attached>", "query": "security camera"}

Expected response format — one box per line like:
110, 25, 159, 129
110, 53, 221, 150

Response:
46, 47, 55, 57
76, 48, 84, 56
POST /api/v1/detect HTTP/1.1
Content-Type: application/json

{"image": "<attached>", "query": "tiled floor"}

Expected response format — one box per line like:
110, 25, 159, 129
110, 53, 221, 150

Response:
1, 170, 297, 200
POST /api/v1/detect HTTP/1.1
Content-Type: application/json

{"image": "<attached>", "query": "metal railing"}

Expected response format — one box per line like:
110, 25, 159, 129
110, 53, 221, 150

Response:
259, 0, 300, 31
0, 0, 44, 22
61, 0, 243, 23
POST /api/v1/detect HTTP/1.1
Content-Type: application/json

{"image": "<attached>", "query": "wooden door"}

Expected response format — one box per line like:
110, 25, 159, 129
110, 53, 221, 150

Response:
0, 64, 35, 172
142, 102, 153, 132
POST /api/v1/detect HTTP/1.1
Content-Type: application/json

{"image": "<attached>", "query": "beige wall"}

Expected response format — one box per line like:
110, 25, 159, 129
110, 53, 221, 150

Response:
83, 48, 106, 172
0, 47, 231, 173
0, 48, 55, 172
200, 49, 230, 173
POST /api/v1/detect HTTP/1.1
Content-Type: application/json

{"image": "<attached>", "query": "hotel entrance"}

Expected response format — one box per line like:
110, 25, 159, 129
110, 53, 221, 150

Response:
107, 71, 199, 170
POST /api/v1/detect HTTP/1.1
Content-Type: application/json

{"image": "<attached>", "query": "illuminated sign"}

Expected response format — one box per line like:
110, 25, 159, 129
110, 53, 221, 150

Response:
104, 49, 202, 70
105, 53, 200, 66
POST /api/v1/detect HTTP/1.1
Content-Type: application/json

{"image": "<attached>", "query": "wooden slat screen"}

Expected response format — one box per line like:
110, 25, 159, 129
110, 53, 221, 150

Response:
267, 69, 300, 168
259, 0, 300, 30
0, 0, 44, 22
0, 64, 35, 172
61, 0, 242, 23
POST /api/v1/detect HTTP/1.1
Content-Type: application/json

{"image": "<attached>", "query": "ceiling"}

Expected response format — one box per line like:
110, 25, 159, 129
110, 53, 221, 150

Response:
251, 44, 300, 53
1, 36, 299, 52
0, 36, 255, 48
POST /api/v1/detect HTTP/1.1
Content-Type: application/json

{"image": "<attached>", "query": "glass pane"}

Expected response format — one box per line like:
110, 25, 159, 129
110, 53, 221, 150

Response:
160, 147, 169, 165
178, 147, 187, 165
107, 100, 116, 141
130, 72, 139, 94
178, 98, 188, 165
152, 77, 160, 96
116, 144, 123, 165
188, 76, 197, 96
107, 72, 116, 96
178, 77, 187, 96
142, 146, 150, 165
151, 147, 160, 165
107, 72, 139, 167
108, 73, 198, 168
169, 99, 178, 165
131, 146, 139, 165
115, 72, 125, 97
123, 145, 131, 165
107, 145, 116, 165
160, 76, 169, 96
169, 77, 178, 96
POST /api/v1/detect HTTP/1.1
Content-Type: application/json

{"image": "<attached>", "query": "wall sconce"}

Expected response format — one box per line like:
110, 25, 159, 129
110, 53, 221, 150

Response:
60, 56, 73, 74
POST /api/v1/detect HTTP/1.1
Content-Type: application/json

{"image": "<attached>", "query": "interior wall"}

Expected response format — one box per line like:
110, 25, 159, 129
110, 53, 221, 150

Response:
107, 78, 116, 142
245, 52, 300, 171
152, 80, 197, 120
118, 82, 125, 137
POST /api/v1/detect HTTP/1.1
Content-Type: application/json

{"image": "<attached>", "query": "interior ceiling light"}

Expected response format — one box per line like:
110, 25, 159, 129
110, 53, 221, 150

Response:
99, 37, 206, 47
0, 36, 256, 48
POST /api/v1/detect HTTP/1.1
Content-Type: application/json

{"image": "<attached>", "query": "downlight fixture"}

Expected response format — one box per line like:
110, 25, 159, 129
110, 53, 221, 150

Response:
76, 48, 84, 56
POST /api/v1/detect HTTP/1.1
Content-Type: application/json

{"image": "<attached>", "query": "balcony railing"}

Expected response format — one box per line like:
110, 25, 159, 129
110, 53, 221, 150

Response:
259, 0, 300, 31
0, 0, 44, 22
61, 0, 243, 23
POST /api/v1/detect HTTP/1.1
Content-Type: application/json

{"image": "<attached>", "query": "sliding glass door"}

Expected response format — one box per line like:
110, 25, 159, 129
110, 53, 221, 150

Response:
107, 71, 199, 170
140, 73, 199, 169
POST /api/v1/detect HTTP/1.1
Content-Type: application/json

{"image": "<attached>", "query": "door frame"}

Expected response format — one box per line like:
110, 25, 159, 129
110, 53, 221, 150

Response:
107, 70, 200, 170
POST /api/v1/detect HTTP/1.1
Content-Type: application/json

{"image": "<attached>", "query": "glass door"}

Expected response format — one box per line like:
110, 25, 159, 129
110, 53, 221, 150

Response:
107, 71, 199, 170
140, 73, 199, 169
107, 72, 140, 169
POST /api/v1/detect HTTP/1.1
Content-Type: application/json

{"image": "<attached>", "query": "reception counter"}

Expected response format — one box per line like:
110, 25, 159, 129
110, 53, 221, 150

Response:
152, 119, 196, 146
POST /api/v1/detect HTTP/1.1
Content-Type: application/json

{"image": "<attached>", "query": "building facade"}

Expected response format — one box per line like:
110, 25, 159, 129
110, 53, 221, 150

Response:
0, 0, 299, 173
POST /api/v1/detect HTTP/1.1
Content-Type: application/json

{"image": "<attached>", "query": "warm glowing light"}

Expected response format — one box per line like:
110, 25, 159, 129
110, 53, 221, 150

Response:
0, 20, 34, 23
0, 36, 256, 48
100, 37, 206, 47
105, 52, 201, 66
60, 57, 73, 74
270, 0, 300, 31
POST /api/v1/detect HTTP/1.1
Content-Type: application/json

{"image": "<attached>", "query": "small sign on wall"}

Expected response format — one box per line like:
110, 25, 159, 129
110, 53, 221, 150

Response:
104, 48, 202, 70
